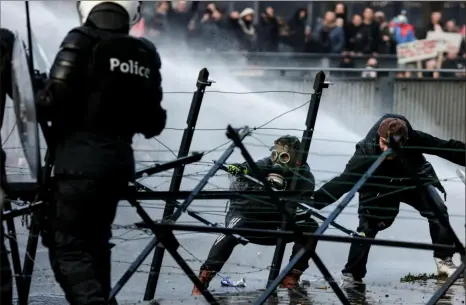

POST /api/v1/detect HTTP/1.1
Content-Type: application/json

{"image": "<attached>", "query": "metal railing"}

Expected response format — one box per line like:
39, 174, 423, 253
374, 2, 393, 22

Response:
165, 51, 400, 69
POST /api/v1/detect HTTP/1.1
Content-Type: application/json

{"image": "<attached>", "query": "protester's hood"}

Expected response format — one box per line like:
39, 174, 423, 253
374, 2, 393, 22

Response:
364, 113, 415, 143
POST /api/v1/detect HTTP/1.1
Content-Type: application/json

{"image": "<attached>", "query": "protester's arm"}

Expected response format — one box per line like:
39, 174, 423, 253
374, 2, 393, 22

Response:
295, 165, 315, 196
411, 130, 465, 166
312, 145, 373, 210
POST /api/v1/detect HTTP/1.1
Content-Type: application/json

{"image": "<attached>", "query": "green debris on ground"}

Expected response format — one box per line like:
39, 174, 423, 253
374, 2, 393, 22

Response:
400, 272, 438, 283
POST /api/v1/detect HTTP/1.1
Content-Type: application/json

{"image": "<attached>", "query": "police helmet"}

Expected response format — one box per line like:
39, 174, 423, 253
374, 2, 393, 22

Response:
77, 1, 141, 26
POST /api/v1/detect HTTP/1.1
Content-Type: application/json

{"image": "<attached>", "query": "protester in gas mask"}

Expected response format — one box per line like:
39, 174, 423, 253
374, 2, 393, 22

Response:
192, 135, 318, 295
36, 1, 166, 304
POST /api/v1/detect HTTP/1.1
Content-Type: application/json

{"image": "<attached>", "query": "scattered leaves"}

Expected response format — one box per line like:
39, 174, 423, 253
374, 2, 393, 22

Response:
400, 272, 437, 283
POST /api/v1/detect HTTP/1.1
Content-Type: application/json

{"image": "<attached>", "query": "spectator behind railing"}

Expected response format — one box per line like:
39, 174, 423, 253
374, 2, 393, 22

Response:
143, 1, 169, 37
257, 7, 279, 52
441, 50, 466, 78
361, 57, 378, 78
362, 7, 380, 55
167, 0, 199, 38
445, 19, 459, 33
345, 14, 370, 54
236, 8, 257, 51
335, 3, 347, 22
279, 8, 308, 53
135, 0, 466, 75
418, 11, 444, 39
391, 15, 416, 45
312, 11, 345, 54
193, 5, 232, 51
375, 11, 395, 54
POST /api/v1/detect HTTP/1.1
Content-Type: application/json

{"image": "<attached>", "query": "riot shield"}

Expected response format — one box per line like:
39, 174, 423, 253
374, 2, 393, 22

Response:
457, 169, 465, 184
11, 33, 40, 180
31, 31, 51, 72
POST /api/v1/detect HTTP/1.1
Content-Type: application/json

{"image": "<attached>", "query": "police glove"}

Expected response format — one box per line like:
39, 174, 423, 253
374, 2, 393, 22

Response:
226, 164, 248, 176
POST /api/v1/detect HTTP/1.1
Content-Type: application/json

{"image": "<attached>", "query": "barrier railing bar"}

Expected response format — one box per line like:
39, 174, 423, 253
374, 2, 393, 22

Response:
426, 263, 466, 305
146, 222, 458, 253
222, 67, 465, 73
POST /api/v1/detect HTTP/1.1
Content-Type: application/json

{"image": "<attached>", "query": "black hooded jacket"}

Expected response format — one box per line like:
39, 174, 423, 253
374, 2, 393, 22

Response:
284, 8, 308, 52
312, 114, 465, 209
0, 28, 15, 189
228, 157, 315, 217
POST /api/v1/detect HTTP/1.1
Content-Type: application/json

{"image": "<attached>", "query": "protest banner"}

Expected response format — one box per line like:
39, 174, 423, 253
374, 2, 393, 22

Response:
396, 39, 438, 64
427, 31, 463, 54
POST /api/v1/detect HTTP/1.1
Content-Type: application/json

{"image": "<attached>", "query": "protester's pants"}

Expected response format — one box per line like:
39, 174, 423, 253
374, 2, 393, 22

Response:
47, 177, 126, 305
200, 208, 318, 274
342, 185, 455, 280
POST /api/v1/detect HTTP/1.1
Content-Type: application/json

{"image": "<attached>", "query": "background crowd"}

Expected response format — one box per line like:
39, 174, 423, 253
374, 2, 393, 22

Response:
136, 1, 466, 78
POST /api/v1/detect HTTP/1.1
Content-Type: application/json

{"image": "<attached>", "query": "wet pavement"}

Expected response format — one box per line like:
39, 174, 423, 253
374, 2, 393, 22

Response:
2, 1, 466, 304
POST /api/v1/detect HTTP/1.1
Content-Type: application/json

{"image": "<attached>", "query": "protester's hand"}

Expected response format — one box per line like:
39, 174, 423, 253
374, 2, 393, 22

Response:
306, 196, 324, 210
226, 164, 248, 176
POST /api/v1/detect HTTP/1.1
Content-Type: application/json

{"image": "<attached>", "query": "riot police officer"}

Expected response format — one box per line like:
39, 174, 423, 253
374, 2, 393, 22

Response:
0, 27, 15, 305
37, 1, 166, 304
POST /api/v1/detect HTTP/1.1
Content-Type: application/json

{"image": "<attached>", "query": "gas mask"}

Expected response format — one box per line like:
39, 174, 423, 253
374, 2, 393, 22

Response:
266, 173, 287, 190
270, 142, 297, 170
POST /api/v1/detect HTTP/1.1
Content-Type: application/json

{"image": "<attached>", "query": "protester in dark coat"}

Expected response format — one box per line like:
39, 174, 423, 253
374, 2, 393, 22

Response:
309, 114, 465, 286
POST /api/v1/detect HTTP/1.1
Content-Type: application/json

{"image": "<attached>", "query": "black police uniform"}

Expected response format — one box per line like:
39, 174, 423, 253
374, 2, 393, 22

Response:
0, 27, 15, 305
311, 113, 465, 280
37, 3, 166, 304
200, 157, 318, 274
